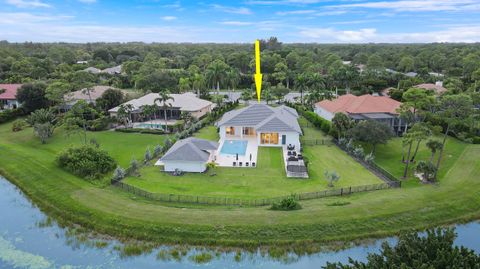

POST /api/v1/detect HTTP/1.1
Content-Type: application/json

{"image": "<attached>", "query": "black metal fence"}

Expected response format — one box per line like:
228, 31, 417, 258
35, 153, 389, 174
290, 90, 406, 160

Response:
112, 180, 396, 207
301, 139, 334, 146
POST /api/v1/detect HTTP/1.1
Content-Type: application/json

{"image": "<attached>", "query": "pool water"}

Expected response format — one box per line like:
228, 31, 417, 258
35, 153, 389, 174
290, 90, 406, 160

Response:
136, 123, 164, 129
220, 140, 248, 156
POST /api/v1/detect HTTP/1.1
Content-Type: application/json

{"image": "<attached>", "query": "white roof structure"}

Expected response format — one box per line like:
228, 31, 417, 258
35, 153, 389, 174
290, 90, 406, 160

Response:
109, 92, 213, 113
216, 104, 301, 134
159, 137, 218, 162
84, 67, 101, 74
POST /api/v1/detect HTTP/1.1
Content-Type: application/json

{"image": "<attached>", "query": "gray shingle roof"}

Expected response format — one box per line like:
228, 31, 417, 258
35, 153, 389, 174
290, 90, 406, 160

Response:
160, 137, 218, 162
216, 104, 301, 134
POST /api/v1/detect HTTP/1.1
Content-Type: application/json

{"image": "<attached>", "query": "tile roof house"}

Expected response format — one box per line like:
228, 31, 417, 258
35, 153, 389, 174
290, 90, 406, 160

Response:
216, 104, 302, 148
0, 84, 22, 110
155, 137, 218, 172
414, 82, 447, 95
109, 92, 213, 122
314, 94, 406, 134
65, 86, 120, 107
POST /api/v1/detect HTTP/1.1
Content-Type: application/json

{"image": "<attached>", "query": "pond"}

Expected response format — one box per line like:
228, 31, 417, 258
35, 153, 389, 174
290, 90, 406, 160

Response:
0, 175, 479, 269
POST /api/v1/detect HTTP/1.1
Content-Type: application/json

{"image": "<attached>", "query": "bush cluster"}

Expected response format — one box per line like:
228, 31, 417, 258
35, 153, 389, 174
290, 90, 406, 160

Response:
270, 196, 302, 211
11, 119, 28, 132
302, 111, 332, 134
0, 108, 25, 124
57, 145, 117, 179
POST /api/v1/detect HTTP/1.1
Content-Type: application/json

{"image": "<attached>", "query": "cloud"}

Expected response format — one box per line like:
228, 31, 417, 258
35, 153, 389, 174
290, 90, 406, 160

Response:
6, 0, 50, 8
299, 27, 377, 42
161, 16, 177, 21
210, 4, 252, 15
329, 0, 480, 12
0, 12, 71, 24
298, 25, 480, 43
220, 21, 253, 26
276, 9, 316, 15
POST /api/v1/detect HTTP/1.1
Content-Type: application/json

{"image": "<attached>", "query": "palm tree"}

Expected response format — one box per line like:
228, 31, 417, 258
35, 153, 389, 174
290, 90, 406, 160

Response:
205, 60, 228, 95
226, 69, 240, 92
141, 104, 155, 121
154, 91, 174, 132
117, 103, 134, 128
426, 140, 443, 163
241, 90, 252, 105
192, 73, 205, 97
295, 73, 309, 105
178, 77, 191, 93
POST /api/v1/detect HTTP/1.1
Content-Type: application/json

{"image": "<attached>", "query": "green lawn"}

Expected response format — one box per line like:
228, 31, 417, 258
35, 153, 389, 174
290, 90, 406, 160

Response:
0, 118, 479, 249
125, 121, 382, 198
362, 137, 467, 183
192, 125, 219, 141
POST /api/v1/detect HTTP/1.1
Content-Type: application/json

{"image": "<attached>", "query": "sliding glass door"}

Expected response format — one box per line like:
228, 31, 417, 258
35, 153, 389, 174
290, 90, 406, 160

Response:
260, 133, 279, 144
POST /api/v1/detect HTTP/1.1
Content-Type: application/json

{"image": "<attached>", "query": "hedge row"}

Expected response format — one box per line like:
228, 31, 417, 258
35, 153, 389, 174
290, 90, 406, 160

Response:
0, 108, 25, 124
115, 128, 165, 135
302, 111, 332, 134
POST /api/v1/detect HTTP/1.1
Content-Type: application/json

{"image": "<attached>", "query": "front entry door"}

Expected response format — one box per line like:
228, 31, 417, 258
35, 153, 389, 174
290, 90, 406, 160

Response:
282, 135, 286, 145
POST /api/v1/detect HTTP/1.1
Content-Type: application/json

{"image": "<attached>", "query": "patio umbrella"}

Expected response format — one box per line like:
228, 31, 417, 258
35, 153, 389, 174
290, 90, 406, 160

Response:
236, 153, 238, 161
250, 153, 252, 161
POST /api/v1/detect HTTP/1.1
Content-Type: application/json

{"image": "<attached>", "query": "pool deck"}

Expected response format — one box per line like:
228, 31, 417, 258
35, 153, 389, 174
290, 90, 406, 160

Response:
215, 136, 258, 167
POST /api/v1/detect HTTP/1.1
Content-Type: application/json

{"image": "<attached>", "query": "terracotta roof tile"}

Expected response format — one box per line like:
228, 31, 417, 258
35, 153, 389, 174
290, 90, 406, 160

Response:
0, 84, 22, 100
315, 94, 402, 115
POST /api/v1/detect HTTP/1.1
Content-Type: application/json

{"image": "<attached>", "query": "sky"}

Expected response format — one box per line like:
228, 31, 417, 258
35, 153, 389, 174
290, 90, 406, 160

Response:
1, 0, 480, 43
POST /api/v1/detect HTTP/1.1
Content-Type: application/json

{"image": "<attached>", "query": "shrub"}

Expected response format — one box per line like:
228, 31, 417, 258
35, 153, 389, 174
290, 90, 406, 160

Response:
270, 196, 302, 211
473, 136, 480, 144
12, 119, 28, 132
144, 147, 152, 164
57, 146, 116, 179
0, 108, 25, 124
364, 152, 375, 163
153, 144, 162, 157
112, 166, 126, 182
129, 158, 140, 176
352, 146, 365, 159
324, 170, 340, 187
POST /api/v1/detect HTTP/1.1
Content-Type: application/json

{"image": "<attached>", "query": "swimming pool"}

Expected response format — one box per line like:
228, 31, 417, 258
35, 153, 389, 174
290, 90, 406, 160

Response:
136, 123, 164, 129
220, 140, 248, 156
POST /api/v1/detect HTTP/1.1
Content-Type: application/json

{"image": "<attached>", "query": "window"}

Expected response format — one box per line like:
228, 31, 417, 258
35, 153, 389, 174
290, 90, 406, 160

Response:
226, 127, 235, 135
242, 127, 255, 136
261, 133, 279, 144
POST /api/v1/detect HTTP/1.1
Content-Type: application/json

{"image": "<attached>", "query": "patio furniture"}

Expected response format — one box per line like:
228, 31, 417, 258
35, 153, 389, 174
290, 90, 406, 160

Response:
292, 151, 297, 156
252, 162, 256, 167
288, 151, 292, 156
297, 154, 303, 160
233, 162, 236, 166
246, 162, 249, 167
288, 156, 298, 162
239, 162, 242, 167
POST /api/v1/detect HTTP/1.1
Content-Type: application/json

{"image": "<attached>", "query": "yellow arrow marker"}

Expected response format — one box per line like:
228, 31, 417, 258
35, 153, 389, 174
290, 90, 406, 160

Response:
254, 39, 263, 103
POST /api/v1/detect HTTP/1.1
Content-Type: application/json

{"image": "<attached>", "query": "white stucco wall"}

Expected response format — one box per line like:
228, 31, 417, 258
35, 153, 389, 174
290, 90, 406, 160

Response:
163, 161, 207, 173
314, 107, 334, 121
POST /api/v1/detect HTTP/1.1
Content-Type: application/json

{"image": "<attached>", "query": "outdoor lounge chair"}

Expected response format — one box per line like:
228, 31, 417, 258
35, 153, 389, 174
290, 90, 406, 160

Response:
239, 162, 242, 167
246, 162, 249, 166
233, 162, 236, 166
288, 151, 292, 156
252, 162, 256, 167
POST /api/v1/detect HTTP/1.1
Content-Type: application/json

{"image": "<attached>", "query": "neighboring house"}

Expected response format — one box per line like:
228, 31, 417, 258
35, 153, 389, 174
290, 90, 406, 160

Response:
414, 82, 447, 95
216, 104, 302, 148
404, 72, 418, 78
102, 65, 122, 75
0, 84, 22, 110
84, 67, 101, 74
83, 65, 122, 75
65, 85, 120, 108
76, 60, 88, 64
314, 94, 406, 134
155, 137, 218, 172
109, 92, 213, 122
